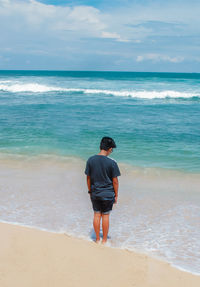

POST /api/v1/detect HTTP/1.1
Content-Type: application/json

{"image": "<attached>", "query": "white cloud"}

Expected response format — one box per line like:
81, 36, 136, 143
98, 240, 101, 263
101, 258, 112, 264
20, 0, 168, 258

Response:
136, 54, 184, 63
101, 31, 120, 39
101, 31, 129, 42
0, 0, 125, 41
1, 0, 200, 45
0, 0, 10, 5
0, 0, 200, 70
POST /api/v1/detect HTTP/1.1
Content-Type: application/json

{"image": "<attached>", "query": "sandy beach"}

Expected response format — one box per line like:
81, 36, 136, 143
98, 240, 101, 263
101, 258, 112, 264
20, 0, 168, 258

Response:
0, 222, 199, 287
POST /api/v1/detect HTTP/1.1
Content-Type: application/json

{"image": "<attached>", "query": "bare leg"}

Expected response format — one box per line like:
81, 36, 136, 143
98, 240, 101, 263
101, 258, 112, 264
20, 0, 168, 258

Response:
93, 212, 101, 242
102, 213, 110, 243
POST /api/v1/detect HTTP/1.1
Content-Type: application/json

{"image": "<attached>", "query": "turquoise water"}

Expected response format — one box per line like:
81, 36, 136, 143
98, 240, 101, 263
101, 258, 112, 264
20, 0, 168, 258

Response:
0, 70, 200, 171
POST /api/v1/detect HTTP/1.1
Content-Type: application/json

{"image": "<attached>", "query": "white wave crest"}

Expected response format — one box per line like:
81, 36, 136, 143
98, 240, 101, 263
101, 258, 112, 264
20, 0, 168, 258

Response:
0, 83, 68, 93
0, 82, 199, 99
82, 89, 199, 99
0, 80, 12, 84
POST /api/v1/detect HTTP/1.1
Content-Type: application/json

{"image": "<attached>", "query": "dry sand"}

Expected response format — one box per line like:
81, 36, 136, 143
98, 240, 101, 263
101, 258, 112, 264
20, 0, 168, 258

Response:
0, 222, 199, 287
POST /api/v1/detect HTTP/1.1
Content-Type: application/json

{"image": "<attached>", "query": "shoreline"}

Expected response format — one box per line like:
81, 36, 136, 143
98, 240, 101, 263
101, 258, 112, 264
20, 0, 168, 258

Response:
0, 152, 200, 175
0, 221, 200, 287
0, 219, 199, 277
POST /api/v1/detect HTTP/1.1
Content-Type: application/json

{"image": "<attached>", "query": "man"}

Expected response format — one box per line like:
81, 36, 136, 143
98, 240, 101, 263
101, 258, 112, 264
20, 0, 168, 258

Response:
85, 137, 121, 244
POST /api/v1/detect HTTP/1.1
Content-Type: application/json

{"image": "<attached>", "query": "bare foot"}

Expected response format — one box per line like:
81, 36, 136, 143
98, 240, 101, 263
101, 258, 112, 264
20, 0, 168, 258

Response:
101, 239, 107, 244
95, 237, 100, 244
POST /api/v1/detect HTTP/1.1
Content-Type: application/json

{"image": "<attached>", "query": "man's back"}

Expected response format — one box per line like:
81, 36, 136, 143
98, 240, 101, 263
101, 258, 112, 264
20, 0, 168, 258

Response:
85, 155, 120, 199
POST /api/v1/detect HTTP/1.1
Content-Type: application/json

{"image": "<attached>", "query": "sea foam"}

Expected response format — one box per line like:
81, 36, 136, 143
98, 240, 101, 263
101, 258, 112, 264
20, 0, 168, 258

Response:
0, 82, 199, 99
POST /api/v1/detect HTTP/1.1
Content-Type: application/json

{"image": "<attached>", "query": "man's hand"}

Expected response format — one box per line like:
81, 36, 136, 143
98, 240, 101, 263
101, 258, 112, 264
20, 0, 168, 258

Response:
87, 176, 91, 192
112, 177, 118, 204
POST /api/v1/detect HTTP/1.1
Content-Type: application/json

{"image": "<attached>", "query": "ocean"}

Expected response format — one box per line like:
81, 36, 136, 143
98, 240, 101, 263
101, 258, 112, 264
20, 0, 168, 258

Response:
0, 71, 200, 274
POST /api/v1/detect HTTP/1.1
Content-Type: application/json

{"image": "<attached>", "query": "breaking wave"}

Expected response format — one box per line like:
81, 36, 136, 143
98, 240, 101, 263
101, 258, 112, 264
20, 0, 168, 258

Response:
0, 82, 199, 99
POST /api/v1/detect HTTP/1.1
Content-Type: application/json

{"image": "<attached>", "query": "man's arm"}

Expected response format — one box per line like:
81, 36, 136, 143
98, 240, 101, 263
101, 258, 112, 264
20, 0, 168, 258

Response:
87, 175, 91, 193
112, 177, 119, 204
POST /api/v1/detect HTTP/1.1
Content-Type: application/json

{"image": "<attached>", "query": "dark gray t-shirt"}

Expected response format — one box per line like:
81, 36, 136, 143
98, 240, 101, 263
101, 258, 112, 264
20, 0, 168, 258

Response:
85, 155, 121, 200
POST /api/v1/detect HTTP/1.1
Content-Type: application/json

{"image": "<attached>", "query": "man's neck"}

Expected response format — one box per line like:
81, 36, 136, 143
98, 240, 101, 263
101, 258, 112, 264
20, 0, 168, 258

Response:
98, 150, 108, 156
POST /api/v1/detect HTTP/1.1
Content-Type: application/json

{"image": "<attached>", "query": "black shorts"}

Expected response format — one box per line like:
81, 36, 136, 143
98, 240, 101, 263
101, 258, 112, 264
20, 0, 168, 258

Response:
91, 197, 115, 214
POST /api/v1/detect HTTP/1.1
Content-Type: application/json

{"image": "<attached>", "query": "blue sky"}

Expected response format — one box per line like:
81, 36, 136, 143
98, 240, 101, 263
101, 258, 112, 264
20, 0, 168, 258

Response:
0, 0, 200, 72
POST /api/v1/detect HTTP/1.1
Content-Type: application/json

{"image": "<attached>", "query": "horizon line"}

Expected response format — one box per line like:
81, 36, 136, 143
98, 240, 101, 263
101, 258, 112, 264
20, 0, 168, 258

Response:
0, 69, 200, 74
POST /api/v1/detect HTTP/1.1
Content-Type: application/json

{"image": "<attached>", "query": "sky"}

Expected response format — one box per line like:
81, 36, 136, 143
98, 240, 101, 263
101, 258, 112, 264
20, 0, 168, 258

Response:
0, 0, 200, 72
